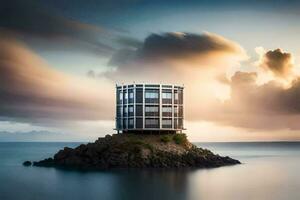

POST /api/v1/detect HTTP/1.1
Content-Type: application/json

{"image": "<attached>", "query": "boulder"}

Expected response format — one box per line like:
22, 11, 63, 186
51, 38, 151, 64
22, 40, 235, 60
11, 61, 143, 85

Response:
23, 161, 32, 166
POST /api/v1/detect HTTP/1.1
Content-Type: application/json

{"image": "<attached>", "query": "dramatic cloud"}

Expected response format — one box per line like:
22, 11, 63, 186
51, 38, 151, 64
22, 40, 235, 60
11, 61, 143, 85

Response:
109, 32, 246, 67
192, 70, 300, 130
144, 45, 300, 131
103, 32, 247, 84
257, 48, 294, 80
0, 34, 113, 125
0, 0, 116, 55
139, 32, 245, 60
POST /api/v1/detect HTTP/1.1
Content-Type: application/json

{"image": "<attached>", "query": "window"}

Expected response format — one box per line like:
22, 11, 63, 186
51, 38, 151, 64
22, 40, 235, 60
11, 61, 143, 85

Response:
128, 106, 134, 117
162, 106, 172, 113
162, 91, 172, 104
178, 90, 183, 104
162, 119, 172, 125
178, 118, 183, 129
174, 106, 178, 113
129, 106, 134, 113
174, 92, 178, 100
145, 106, 159, 116
145, 89, 159, 103
116, 118, 122, 129
129, 119, 134, 125
145, 119, 159, 125
162, 106, 172, 117
145, 84, 159, 88
129, 92, 134, 99
128, 89, 134, 103
145, 106, 159, 112
123, 91, 128, 104
117, 91, 123, 104
162, 119, 172, 128
135, 105, 143, 116
136, 117, 143, 128
178, 106, 183, 117
162, 93, 172, 99
123, 119, 127, 129
145, 92, 159, 98
174, 106, 178, 117
136, 88, 143, 103
117, 106, 123, 117
174, 119, 178, 129
174, 91, 179, 104
145, 118, 159, 128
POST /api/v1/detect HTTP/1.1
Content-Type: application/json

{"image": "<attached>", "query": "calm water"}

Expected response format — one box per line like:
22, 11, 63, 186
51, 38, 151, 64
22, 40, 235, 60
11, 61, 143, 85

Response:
1, 142, 300, 200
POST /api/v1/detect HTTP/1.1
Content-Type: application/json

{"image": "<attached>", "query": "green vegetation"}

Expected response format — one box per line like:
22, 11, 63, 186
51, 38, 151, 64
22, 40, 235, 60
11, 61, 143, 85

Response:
119, 139, 153, 152
160, 135, 172, 143
160, 133, 188, 145
173, 133, 188, 145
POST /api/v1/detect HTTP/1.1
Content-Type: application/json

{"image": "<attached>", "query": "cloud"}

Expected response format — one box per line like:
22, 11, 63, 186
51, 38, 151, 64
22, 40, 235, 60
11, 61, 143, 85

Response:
193, 70, 300, 130
87, 70, 97, 78
0, 34, 114, 126
103, 32, 247, 83
116, 36, 143, 48
227, 71, 300, 129
257, 48, 294, 80
109, 32, 247, 67
108, 48, 137, 67
0, 0, 116, 55
90, 34, 300, 132
138, 32, 246, 61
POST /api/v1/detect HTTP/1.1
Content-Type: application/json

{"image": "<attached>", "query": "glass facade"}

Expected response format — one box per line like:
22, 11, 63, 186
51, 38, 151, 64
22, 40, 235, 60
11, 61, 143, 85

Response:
145, 118, 159, 128
116, 84, 184, 133
145, 89, 159, 103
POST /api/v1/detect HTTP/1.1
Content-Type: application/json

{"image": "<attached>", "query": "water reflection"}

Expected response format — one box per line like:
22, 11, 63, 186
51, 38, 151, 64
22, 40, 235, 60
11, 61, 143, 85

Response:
1, 142, 300, 200
108, 169, 191, 200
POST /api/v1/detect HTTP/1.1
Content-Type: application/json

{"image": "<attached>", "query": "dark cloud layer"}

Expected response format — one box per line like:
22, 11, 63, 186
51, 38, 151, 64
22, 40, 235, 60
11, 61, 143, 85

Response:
109, 32, 245, 67
260, 48, 293, 79
139, 32, 244, 60
0, 0, 115, 54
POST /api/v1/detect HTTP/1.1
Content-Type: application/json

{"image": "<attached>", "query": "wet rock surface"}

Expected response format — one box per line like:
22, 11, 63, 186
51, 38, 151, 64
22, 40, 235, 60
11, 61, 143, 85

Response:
30, 134, 240, 170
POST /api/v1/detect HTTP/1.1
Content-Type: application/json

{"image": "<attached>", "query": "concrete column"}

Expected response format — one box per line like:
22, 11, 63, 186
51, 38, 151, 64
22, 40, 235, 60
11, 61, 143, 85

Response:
126, 86, 129, 131
115, 84, 117, 132
172, 85, 174, 130
133, 84, 136, 129
182, 86, 184, 130
159, 84, 162, 129
121, 84, 124, 132
142, 84, 145, 129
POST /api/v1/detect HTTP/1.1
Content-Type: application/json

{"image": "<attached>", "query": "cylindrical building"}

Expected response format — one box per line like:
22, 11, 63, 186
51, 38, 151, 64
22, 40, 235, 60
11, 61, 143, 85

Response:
115, 83, 184, 134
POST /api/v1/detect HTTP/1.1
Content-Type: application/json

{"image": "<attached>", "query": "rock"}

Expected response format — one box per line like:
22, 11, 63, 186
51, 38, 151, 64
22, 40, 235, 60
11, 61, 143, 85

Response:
28, 133, 241, 170
23, 161, 32, 166
33, 158, 54, 167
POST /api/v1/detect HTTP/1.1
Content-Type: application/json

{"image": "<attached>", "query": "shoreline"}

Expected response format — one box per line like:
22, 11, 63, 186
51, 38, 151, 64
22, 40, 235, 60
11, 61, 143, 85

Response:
24, 133, 240, 170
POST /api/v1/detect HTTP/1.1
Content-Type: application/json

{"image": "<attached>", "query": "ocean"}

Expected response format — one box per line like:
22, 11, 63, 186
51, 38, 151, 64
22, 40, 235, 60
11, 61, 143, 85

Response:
0, 142, 299, 200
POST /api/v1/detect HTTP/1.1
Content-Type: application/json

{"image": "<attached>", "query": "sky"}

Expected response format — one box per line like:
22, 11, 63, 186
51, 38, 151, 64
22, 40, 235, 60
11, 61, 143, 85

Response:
1, 0, 300, 141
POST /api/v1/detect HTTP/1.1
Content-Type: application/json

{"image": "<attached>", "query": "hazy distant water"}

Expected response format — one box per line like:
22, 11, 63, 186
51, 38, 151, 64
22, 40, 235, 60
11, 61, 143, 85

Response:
1, 142, 300, 200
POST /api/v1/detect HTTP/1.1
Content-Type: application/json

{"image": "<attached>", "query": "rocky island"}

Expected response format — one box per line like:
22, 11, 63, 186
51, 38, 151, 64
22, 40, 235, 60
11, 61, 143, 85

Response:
25, 133, 240, 169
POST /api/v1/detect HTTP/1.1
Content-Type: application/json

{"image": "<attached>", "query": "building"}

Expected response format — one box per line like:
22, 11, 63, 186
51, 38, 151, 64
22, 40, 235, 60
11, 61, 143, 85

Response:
115, 83, 184, 134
